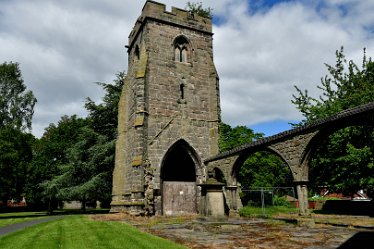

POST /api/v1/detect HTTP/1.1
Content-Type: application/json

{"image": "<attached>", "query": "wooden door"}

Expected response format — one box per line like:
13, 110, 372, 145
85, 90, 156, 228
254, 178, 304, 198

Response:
162, 181, 196, 215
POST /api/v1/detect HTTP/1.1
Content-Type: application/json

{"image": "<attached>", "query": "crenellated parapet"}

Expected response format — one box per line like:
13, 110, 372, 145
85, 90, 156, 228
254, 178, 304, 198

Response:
128, 0, 212, 49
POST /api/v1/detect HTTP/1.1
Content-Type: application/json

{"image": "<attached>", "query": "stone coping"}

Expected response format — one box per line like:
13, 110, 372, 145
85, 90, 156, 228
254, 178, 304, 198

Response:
205, 101, 374, 162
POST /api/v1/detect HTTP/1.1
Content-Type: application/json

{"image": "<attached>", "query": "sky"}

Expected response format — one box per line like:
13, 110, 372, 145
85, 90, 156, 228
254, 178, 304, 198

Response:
1, 0, 374, 138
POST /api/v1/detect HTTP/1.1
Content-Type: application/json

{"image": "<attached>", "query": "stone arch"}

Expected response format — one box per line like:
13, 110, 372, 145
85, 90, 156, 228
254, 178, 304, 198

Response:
213, 167, 226, 184
230, 147, 292, 186
173, 35, 192, 63
226, 148, 294, 213
160, 139, 201, 215
160, 139, 202, 179
300, 121, 374, 189
267, 144, 306, 181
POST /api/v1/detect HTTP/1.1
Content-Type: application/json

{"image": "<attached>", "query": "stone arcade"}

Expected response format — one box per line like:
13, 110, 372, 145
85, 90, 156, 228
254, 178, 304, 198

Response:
111, 1, 221, 216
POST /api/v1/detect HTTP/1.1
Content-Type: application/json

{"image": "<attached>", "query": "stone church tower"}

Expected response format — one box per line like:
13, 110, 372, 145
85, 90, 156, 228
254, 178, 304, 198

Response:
111, 0, 220, 215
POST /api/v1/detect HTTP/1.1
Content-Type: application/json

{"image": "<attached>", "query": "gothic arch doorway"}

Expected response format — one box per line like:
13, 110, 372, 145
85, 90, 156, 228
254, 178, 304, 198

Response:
161, 140, 199, 215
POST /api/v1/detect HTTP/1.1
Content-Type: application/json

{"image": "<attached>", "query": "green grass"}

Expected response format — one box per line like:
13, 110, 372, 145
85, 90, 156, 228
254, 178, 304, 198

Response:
0, 215, 187, 249
239, 206, 299, 217
0, 211, 48, 228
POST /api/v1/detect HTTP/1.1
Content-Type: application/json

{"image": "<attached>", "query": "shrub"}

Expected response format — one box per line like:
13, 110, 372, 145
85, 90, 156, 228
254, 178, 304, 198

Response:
273, 196, 290, 207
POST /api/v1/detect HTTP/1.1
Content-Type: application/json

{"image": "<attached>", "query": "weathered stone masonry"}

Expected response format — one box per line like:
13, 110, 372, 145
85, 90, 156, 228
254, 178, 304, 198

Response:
111, 1, 220, 215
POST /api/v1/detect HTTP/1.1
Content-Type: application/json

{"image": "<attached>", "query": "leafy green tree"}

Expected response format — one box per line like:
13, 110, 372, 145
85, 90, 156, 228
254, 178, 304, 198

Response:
293, 47, 374, 122
219, 123, 292, 188
219, 123, 263, 152
0, 62, 36, 207
292, 47, 374, 196
186, 2, 213, 18
239, 152, 293, 189
0, 62, 37, 131
0, 127, 34, 206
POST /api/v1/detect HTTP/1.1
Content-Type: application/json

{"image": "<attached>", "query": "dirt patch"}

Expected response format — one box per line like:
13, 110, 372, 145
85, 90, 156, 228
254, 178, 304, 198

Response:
91, 214, 374, 249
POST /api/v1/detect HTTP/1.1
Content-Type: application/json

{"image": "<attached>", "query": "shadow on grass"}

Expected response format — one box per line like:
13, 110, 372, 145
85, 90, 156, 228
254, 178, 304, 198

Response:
51, 209, 110, 215
0, 209, 110, 220
0, 214, 47, 220
312, 200, 374, 217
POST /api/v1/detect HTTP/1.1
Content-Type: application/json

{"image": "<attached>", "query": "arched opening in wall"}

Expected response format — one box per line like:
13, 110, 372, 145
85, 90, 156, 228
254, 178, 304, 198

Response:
214, 167, 226, 184
161, 140, 199, 215
174, 36, 190, 63
232, 150, 294, 209
307, 125, 374, 211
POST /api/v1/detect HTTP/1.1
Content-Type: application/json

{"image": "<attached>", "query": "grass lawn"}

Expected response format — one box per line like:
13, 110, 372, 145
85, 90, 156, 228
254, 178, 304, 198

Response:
0, 211, 48, 228
0, 215, 187, 249
239, 205, 299, 217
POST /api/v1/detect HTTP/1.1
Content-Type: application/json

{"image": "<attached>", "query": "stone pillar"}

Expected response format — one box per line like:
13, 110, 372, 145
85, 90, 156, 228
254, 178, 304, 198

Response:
199, 179, 225, 217
225, 185, 241, 217
295, 181, 309, 216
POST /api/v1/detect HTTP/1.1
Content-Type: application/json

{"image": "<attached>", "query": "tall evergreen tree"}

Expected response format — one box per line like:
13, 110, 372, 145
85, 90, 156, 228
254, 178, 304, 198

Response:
27, 115, 87, 209
40, 72, 124, 212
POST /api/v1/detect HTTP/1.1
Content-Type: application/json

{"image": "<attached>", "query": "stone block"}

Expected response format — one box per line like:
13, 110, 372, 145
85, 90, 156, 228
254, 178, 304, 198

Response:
132, 155, 143, 167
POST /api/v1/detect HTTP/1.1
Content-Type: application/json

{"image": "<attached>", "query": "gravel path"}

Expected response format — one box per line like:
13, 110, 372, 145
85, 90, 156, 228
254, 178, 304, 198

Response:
0, 216, 63, 237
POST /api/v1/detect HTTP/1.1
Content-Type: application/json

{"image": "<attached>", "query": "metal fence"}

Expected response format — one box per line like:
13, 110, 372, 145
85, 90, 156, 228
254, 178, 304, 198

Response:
240, 187, 296, 215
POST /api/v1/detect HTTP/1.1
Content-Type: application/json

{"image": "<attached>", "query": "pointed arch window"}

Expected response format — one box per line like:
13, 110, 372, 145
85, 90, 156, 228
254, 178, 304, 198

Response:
174, 36, 189, 63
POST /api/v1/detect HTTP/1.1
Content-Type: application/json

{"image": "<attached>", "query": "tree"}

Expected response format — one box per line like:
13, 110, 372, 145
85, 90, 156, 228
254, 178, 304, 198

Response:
219, 123, 263, 152
27, 115, 88, 210
83, 72, 124, 206
292, 47, 374, 196
239, 152, 293, 189
0, 62, 37, 131
0, 127, 34, 206
48, 126, 114, 212
0, 62, 36, 208
40, 72, 124, 212
186, 2, 213, 18
85, 72, 124, 139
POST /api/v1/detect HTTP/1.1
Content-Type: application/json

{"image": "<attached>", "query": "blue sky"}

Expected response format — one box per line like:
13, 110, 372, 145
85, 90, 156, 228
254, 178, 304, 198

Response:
251, 120, 294, 137
1, 0, 374, 137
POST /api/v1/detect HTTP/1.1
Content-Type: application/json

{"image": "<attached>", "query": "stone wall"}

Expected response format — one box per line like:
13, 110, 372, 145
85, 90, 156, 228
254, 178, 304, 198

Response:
111, 0, 220, 215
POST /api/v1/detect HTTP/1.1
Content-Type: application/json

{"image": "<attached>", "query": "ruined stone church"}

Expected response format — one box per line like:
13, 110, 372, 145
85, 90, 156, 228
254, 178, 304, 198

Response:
111, 0, 221, 215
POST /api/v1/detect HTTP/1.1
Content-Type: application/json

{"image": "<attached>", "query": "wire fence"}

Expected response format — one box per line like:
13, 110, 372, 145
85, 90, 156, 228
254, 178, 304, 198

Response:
240, 187, 296, 215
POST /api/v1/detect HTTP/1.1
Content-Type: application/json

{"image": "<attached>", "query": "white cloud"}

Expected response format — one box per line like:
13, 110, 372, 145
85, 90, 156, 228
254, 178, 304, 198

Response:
213, 0, 374, 126
0, 0, 373, 137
